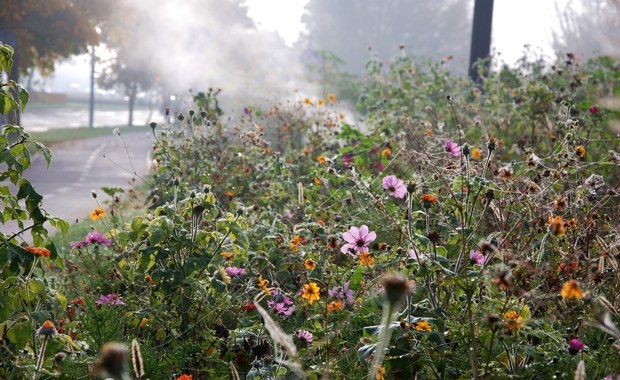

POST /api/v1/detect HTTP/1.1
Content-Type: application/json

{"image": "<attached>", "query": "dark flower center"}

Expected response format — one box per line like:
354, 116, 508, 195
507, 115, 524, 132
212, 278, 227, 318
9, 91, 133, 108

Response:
356, 239, 365, 247
388, 186, 395, 192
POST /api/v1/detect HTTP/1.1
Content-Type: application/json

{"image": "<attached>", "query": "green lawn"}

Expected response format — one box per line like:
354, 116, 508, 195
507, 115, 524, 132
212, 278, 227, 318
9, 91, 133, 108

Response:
30, 125, 149, 146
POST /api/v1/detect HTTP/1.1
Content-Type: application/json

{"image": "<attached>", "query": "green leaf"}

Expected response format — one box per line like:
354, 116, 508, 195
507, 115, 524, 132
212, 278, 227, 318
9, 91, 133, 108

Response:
18, 88, 28, 112
7, 320, 32, 349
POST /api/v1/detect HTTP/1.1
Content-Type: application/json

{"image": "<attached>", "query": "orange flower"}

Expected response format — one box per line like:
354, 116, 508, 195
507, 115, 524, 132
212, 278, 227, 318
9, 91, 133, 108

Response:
420, 194, 438, 203
145, 275, 155, 286
220, 251, 235, 263
338, 112, 345, 121
375, 366, 386, 380
317, 98, 325, 106
503, 310, 523, 330
575, 145, 586, 158
327, 93, 337, 102
359, 252, 374, 266
26, 246, 50, 258
380, 148, 392, 158
414, 320, 432, 332
290, 235, 305, 252
224, 191, 235, 198
301, 282, 321, 304
471, 147, 482, 160
561, 279, 583, 299
140, 318, 149, 328
314, 177, 322, 186
327, 300, 343, 312
316, 155, 327, 164
558, 261, 578, 274
548, 215, 567, 236
175, 375, 193, 380
304, 258, 316, 270
303, 98, 313, 106
257, 276, 270, 296
303, 148, 311, 155
90, 207, 106, 220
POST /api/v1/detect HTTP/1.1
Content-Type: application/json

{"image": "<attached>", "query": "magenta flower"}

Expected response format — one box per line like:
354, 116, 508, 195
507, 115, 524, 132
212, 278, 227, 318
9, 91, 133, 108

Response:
341, 225, 377, 255
445, 139, 461, 157
225, 267, 247, 277
589, 105, 599, 114
382, 175, 407, 198
95, 293, 125, 306
84, 231, 112, 246
342, 153, 352, 168
267, 290, 295, 317
296, 329, 313, 345
469, 250, 486, 265
569, 338, 584, 355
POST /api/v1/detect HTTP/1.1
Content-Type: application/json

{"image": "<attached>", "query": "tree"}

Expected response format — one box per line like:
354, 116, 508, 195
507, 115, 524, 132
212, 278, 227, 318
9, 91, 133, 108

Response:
552, 0, 620, 58
0, 0, 109, 77
301, 0, 473, 75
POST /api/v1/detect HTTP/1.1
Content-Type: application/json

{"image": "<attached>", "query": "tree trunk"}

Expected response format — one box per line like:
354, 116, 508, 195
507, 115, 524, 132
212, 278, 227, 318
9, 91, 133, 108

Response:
127, 83, 137, 127
468, 0, 494, 83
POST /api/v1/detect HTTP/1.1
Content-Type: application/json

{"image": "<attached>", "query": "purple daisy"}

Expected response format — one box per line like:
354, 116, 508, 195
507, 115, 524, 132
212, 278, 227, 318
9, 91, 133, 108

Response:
341, 225, 377, 256
328, 281, 355, 305
569, 338, 585, 355
445, 139, 461, 157
84, 231, 112, 246
382, 175, 407, 198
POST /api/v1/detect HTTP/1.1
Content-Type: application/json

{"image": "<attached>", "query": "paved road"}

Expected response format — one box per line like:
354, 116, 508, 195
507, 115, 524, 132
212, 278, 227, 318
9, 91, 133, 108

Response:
2, 129, 154, 240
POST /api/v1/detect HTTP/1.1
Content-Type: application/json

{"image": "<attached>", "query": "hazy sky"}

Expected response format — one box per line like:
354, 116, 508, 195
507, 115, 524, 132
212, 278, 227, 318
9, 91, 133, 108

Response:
37, 0, 585, 96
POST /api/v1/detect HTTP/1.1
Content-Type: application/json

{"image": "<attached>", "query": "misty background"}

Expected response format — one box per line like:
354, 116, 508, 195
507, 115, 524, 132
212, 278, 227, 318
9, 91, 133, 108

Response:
6, 0, 620, 130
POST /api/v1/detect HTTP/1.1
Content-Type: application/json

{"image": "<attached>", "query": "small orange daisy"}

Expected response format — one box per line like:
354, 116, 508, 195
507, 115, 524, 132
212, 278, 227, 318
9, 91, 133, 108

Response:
26, 246, 51, 258
90, 207, 106, 220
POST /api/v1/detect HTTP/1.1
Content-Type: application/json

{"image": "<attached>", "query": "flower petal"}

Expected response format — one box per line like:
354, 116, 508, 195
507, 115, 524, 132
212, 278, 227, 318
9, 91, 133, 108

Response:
358, 225, 369, 239
364, 231, 377, 244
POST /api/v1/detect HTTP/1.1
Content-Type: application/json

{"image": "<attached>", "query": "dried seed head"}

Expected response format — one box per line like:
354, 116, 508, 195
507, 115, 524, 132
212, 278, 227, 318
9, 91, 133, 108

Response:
381, 272, 413, 305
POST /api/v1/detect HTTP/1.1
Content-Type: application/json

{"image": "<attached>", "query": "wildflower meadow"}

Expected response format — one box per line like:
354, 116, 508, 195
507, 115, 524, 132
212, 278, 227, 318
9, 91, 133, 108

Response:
2, 41, 620, 379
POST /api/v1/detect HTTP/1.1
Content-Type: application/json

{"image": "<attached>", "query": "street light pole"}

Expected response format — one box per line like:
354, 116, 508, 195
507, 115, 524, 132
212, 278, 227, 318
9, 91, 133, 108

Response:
88, 45, 95, 129
468, 0, 494, 83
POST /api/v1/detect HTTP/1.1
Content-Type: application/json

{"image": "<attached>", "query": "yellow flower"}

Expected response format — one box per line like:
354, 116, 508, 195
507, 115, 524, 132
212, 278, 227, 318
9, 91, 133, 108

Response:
380, 148, 392, 158
415, 320, 432, 332
301, 282, 321, 304
359, 252, 374, 266
90, 207, 106, 220
575, 145, 586, 158
140, 318, 149, 328
375, 366, 386, 380
317, 98, 325, 106
316, 155, 327, 164
503, 310, 523, 330
303, 97, 313, 105
304, 258, 316, 270
471, 147, 482, 160
561, 279, 583, 300
314, 177, 322, 186
327, 93, 337, 102
258, 275, 270, 296
327, 300, 343, 312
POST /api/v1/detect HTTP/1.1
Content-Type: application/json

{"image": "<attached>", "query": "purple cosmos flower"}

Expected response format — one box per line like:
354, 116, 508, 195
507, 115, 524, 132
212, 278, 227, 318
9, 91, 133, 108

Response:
267, 290, 295, 317
569, 338, 585, 355
604, 376, 620, 380
69, 240, 88, 249
328, 282, 355, 305
408, 249, 430, 263
445, 139, 461, 157
469, 250, 486, 265
296, 329, 313, 345
225, 267, 247, 277
341, 225, 377, 256
382, 175, 407, 199
95, 293, 125, 306
84, 231, 112, 246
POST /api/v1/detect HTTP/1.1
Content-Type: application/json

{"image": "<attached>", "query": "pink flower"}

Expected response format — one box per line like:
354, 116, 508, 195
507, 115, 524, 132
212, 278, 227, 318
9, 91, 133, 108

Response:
469, 250, 486, 265
341, 225, 377, 255
225, 267, 246, 277
95, 293, 125, 306
296, 329, 313, 345
589, 105, 599, 114
382, 175, 407, 198
445, 139, 461, 157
